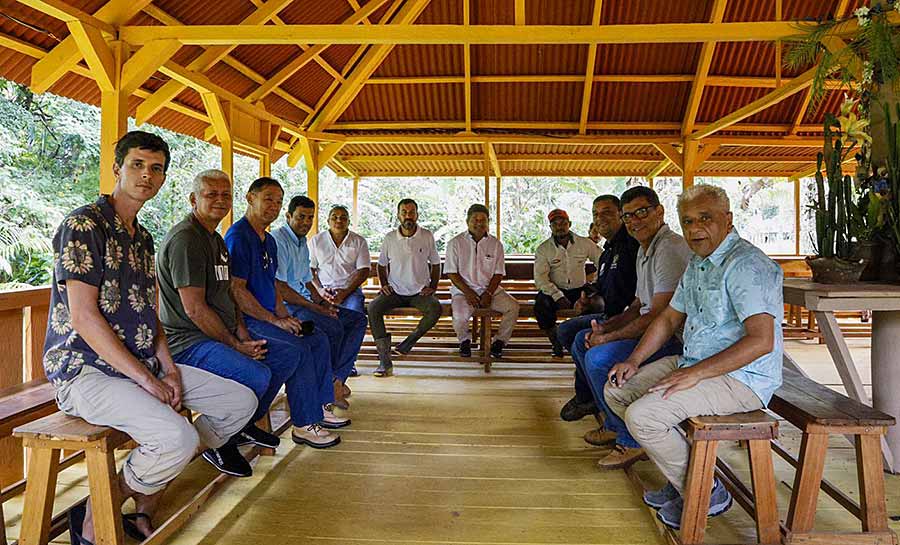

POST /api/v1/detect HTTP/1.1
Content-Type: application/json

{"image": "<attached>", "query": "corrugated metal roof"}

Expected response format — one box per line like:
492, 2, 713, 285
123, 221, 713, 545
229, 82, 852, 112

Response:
0, 0, 851, 178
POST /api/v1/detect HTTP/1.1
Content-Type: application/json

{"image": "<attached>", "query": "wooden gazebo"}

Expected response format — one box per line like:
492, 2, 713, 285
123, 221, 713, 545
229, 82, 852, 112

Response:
0, 0, 870, 235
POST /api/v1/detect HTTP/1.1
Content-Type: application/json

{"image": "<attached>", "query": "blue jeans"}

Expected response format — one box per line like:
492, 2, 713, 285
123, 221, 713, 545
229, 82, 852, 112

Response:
561, 313, 606, 404
579, 333, 683, 448
244, 317, 334, 426
287, 303, 367, 382
176, 341, 272, 402
334, 288, 365, 314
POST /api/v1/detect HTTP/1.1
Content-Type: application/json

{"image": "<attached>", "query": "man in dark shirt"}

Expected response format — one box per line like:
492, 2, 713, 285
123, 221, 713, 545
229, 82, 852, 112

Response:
157, 169, 285, 454
44, 132, 256, 544
225, 177, 347, 448
558, 194, 639, 421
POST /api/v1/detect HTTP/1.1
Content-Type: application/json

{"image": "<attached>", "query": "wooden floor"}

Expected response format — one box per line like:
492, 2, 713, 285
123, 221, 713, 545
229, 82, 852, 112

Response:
3, 338, 899, 545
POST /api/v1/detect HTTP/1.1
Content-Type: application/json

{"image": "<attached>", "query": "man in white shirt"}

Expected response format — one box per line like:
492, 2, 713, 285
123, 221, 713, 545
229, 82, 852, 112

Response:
445, 204, 519, 358
309, 205, 371, 314
368, 199, 442, 377
534, 208, 602, 357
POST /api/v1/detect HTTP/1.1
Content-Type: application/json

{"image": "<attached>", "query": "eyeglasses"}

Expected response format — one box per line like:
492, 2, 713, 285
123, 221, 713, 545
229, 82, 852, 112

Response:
620, 204, 658, 223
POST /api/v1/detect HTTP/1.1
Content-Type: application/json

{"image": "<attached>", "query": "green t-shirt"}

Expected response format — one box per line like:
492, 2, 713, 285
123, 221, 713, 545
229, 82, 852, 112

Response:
157, 214, 237, 356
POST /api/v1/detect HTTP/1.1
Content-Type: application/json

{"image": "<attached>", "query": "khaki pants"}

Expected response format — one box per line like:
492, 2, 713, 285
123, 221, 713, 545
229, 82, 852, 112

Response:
451, 288, 520, 343
56, 364, 257, 495
603, 355, 763, 494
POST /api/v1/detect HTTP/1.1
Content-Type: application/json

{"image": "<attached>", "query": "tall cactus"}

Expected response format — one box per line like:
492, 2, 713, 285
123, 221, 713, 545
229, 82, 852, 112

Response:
813, 113, 858, 259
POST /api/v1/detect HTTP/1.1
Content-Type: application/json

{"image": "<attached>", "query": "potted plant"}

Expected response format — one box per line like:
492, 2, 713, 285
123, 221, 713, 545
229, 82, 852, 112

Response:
806, 100, 870, 283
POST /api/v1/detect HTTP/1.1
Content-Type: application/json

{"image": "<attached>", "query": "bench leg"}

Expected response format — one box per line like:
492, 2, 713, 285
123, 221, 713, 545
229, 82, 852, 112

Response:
681, 439, 718, 545
856, 433, 889, 532
481, 317, 492, 373
786, 432, 828, 534
19, 446, 60, 545
747, 439, 780, 544
85, 446, 124, 545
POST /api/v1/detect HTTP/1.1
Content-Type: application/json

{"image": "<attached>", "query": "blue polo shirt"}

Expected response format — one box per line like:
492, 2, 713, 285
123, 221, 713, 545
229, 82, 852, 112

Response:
271, 224, 312, 300
224, 217, 279, 313
669, 229, 784, 405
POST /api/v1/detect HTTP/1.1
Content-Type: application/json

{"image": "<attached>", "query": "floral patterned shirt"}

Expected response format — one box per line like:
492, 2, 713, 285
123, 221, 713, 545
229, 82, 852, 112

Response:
43, 196, 160, 387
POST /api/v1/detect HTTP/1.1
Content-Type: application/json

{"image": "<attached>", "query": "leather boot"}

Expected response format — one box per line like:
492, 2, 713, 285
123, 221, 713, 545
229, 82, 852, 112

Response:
374, 336, 393, 377
548, 326, 564, 357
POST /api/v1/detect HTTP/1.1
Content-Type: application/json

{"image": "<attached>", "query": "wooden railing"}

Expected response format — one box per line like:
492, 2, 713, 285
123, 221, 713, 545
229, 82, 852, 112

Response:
0, 286, 50, 486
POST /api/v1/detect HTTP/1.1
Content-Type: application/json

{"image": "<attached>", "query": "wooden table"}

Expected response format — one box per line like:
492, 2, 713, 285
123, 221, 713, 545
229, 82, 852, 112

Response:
783, 279, 900, 473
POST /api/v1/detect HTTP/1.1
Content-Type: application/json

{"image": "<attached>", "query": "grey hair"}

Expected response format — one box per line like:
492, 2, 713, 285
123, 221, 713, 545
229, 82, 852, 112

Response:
677, 184, 730, 214
192, 169, 231, 193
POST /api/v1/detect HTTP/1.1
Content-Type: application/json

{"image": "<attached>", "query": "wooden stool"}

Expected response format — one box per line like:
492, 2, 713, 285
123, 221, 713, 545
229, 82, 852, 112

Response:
680, 412, 780, 545
15, 412, 130, 545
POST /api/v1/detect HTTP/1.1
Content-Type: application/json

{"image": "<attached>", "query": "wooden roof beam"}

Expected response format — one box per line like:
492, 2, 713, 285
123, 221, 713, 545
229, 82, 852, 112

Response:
17, 0, 116, 35
200, 93, 232, 145
135, 0, 294, 125
140, 5, 314, 115
341, 153, 819, 164
484, 143, 501, 177
308, 0, 432, 132
120, 40, 182, 95
647, 159, 671, 178
682, 0, 728, 136
578, 0, 603, 134
690, 65, 817, 140
653, 143, 684, 171
514, 0, 525, 25
338, 133, 823, 146
364, 74, 848, 87
31, 0, 152, 94
121, 16, 900, 46
65, 20, 116, 92
463, 0, 472, 132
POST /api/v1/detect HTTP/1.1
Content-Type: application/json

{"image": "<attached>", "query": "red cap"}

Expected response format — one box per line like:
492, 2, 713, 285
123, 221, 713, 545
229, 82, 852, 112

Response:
548, 209, 569, 222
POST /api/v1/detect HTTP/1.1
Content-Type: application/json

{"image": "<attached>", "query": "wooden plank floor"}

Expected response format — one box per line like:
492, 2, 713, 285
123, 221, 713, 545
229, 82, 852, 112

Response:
3, 338, 899, 544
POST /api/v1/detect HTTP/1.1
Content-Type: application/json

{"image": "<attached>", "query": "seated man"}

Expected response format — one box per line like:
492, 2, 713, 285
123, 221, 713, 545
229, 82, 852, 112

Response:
46, 132, 256, 544
225, 177, 347, 448
558, 195, 639, 421
158, 169, 291, 454
587, 222, 603, 245
575, 187, 692, 470
368, 198, 442, 377
309, 205, 371, 314
533, 208, 601, 356
272, 196, 367, 409
445, 204, 519, 358
605, 184, 783, 529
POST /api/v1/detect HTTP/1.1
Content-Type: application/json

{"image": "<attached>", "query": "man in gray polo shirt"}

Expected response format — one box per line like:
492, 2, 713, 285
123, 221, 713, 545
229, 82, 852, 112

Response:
571, 186, 692, 470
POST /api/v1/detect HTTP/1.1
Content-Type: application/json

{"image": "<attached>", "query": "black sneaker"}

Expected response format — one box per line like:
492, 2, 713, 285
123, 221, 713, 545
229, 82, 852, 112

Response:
234, 424, 281, 449
349, 366, 359, 377
559, 396, 597, 422
459, 339, 472, 358
201, 444, 252, 477
551, 342, 565, 358
489, 340, 505, 358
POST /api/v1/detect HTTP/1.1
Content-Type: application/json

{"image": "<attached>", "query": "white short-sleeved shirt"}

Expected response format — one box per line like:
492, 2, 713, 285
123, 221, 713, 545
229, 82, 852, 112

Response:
378, 227, 441, 296
444, 231, 505, 296
635, 224, 692, 315
309, 230, 371, 289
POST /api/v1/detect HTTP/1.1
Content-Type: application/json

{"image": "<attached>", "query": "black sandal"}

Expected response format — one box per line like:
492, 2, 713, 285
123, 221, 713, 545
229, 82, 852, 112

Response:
68, 501, 95, 545
123, 512, 153, 541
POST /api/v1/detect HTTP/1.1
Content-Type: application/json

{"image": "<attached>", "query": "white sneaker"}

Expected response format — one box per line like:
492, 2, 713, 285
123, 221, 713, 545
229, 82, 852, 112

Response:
320, 404, 351, 429
291, 424, 340, 449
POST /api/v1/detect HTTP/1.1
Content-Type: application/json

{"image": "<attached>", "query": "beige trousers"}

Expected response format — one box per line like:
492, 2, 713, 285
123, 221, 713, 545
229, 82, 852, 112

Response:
603, 355, 763, 494
56, 364, 257, 495
451, 287, 520, 343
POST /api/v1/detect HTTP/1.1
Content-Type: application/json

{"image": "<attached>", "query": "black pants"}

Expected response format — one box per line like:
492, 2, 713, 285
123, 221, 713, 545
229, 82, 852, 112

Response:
534, 287, 584, 330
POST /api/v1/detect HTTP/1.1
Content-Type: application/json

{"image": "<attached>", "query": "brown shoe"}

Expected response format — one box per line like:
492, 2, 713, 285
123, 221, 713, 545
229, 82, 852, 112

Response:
583, 428, 617, 446
342, 383, 351, 397
597, 444, 647, 470
333, 379, 350, 410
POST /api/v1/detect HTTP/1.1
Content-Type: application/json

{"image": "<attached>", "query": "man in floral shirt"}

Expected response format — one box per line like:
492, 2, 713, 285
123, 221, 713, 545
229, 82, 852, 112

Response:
43, 131, 257, 544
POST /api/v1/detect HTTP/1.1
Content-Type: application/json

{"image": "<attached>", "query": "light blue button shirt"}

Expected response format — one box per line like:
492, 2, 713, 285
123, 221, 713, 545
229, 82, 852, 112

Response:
669, 229, 784, 405
271, 224, 312, 300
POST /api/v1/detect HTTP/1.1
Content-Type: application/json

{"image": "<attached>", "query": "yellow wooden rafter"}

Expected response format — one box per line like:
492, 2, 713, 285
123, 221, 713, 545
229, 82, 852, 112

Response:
484, 142, 501, 177
463, 0, 472, 132
200, 93, 232, 145
682, 0, 728, 136
647, 159, 671, 178
31, 0, 153, 94
578, 0, 603, 134
514, 0, 525, 25
17, 0, 116, 35
120, 40, 182, 95
65, 20, 116, 92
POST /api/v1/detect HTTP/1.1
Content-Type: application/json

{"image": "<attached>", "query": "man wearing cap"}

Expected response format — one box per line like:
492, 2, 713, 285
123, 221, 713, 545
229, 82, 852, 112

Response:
534, 209, 602, 356
445, 204, 519, 358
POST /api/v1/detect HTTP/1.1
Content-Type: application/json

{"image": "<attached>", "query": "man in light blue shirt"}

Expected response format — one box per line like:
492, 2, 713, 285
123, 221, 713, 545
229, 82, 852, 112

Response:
272, 196, 367, 410
604, 184, 783, 530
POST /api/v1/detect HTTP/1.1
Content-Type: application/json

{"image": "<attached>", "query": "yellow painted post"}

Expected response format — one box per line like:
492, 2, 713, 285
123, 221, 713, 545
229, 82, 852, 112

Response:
259, 153, 271, 178
352, 176, 360, 220
495, 176, 501, 239
682, 139, 698, 189
484, 175, 490, 208
304, 140, 321, 234
794, 177, 801, 255
99, 42, 128, 195
221, 136, 235, 230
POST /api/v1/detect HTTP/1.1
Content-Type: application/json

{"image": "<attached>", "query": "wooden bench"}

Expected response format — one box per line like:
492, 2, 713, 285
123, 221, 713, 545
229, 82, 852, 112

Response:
13, 400, 290, 545
651, 411, 780, 545
768, 368, 896, 545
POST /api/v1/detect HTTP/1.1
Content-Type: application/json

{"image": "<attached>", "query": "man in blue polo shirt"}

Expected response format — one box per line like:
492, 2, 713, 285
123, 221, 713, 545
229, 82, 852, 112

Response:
605, 184, 783, 529
225, 177, 347, 448
271, 195, 367, 410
